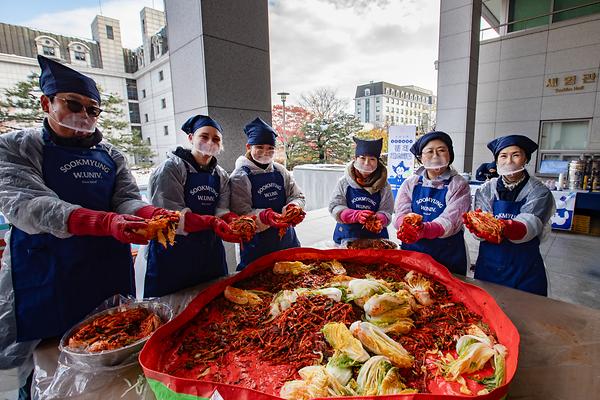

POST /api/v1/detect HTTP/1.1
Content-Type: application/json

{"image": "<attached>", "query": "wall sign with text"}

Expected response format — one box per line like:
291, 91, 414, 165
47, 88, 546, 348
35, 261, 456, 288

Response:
545, 71, 598, 94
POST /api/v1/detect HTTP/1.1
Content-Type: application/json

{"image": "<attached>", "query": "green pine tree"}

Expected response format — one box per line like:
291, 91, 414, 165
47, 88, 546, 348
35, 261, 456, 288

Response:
0, 75, 154, 166
0, 72, 45, 132
96, 90, 154, 166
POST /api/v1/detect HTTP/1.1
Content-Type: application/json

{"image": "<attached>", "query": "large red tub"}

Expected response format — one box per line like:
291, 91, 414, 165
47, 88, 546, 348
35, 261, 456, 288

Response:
140, 248, 519, 400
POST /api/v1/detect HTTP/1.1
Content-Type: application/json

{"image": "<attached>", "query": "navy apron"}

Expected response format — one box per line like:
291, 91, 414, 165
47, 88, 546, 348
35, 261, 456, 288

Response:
144, 168, 226, 297
10, 131, 134, 342
237, 166, 299, 271
333, 186, 389, 244
475, 198, 547, 296
401, 176, 467, 275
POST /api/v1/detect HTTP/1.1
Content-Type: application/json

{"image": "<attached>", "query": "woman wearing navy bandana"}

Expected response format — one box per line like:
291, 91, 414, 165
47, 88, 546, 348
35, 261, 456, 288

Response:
329, 137, 393, 244
142, 115, 243, 297
229, 117, 306, 270
394, 131, 471, 276
465, 135, 554, 296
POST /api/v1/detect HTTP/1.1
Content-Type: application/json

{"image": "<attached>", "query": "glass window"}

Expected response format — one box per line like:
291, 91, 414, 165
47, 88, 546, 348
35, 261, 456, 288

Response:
42, 46, 55, 56
365, 98, 370, 123
126, 79, 138, 100
509, 0, 551, 32
74, 51, 86, 61
131, 126, 142, 138
554, 0, 600, 22
164, 125, 169, 136
537, 119, 591, 175
128, 102, 141, 124
144, 113, 149, 123
106, 25, 114, 40
161, 98, 166, 109
540, 120, 589, 150
142, 89, 146, 98
159, 70, 164, 81
365, 89, 370, 96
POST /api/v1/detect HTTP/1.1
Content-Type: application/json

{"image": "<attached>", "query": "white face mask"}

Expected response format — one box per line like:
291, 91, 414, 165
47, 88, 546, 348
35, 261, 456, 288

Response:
354, 160, 376, 174
497, 164, 525, 176
50, 103, 97, 134
197, 141, 220, 157
251, 148, 274, 164
422, 160, 449, 170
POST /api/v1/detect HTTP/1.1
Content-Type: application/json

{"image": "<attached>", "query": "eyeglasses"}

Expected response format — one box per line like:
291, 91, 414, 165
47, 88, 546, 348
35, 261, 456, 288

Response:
55, 97, 103, 117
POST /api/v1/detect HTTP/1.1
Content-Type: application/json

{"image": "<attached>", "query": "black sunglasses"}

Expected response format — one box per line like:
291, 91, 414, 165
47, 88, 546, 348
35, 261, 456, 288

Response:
55, 97, 103, 117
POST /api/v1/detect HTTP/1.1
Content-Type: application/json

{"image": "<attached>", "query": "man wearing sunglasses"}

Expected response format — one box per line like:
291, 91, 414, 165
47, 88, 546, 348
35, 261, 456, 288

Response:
0, 55, 178, 397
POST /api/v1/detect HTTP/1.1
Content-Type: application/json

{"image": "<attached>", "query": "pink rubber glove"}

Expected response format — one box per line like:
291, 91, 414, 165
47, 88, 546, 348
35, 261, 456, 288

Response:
259, 208, 289, 229
375, 212, 388, 226
339, 209, 374, 224
394, 214, 405, 230
68, 208, 149, 245
397, 224, 421, 244
397, 221, 443, 244
421, 221, 445, 240
501, 219, 527, 241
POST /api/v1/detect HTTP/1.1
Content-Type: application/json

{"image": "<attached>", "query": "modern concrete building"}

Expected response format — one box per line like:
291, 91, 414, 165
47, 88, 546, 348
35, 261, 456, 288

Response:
437, 0, 600, 175
354, 81, 437, 132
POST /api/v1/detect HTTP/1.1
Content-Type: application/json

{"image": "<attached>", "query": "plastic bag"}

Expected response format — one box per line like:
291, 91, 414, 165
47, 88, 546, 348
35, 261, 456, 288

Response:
32, 341, 156, 400
31, 295, 172, 399
0, 229, 40, 382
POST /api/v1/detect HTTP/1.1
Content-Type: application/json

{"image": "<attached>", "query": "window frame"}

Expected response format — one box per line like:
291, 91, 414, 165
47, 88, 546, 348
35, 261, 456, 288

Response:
536, 118, 592, 176
106, 25, 114, 40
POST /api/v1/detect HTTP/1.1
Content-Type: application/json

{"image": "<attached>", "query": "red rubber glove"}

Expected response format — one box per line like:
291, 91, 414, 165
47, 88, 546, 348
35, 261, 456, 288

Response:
339, 209, 373, 224
219, 211, 239, 224
501, 219, 527, 241
259, 209, 289, 229
184, 212, 216, 233
212, 218, 242, 243
135, 205, 178, 219
68, 208, 149, 244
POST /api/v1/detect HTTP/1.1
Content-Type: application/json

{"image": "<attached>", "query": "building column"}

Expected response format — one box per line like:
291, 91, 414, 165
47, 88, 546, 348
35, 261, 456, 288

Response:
436, 0, 481, 173
164, 0, 271, 172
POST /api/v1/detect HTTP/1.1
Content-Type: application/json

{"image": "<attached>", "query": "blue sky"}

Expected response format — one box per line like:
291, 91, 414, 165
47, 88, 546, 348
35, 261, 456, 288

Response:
0, 1, 441, 107
0, 0, 115, 24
